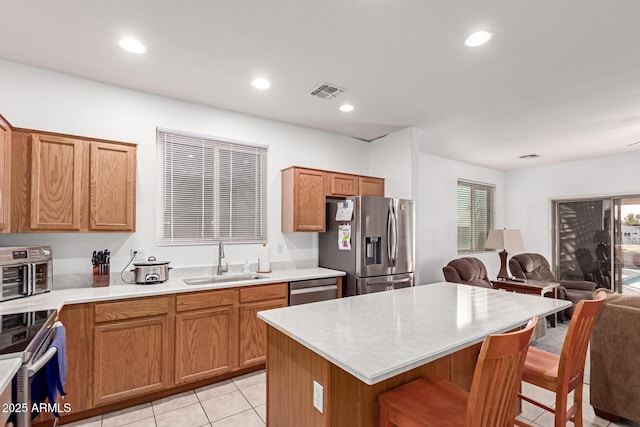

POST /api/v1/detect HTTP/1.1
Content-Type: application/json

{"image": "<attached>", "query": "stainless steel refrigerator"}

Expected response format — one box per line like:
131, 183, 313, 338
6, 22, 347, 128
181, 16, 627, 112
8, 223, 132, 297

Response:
319, 195, 415, 296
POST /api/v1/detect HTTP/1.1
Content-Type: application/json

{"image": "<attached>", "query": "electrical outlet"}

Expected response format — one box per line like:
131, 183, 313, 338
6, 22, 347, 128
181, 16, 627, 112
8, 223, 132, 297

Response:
278, 243, 284, 254
131, 248, 145, 260
313, 380, 323, 413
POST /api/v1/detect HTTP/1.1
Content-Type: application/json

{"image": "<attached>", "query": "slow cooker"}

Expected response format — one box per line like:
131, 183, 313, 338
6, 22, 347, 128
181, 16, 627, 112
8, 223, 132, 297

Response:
131, 256, 172, 284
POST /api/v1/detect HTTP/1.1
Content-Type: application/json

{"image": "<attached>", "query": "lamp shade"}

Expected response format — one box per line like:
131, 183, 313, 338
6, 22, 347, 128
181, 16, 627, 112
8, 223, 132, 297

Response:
485, 229, 525, 252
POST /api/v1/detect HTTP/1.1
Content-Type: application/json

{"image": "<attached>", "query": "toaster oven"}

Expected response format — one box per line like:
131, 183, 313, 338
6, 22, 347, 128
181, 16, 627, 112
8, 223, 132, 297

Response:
0, 246, 53, 302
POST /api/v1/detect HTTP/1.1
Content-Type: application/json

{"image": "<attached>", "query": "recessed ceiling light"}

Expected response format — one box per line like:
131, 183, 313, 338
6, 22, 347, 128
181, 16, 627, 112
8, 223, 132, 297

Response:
251, 78, 271, 89
118, 38, 146, 54
339, 104, 354, 112
465, 31, 492, 47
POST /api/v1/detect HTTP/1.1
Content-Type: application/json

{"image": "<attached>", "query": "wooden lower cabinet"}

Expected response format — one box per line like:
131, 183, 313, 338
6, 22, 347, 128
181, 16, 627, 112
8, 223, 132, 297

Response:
93, 315, 172, 406
175, 306, 236, 384
239, 299, 287, 367
59, 304, 93, 414
53, 281, 328, 423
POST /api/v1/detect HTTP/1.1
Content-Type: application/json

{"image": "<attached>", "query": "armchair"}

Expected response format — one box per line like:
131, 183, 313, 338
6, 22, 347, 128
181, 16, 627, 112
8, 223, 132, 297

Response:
442, 257, 493, 288
590, 291, 640, 423
509, 253, 596, 321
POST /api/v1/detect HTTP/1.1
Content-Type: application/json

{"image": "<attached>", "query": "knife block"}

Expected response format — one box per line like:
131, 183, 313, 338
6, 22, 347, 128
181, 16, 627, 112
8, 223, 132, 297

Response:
93, 266, 110, 287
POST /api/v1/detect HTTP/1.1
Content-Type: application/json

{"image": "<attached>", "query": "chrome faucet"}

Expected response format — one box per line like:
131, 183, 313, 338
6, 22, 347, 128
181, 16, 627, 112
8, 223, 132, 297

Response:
217, 241, 228, 275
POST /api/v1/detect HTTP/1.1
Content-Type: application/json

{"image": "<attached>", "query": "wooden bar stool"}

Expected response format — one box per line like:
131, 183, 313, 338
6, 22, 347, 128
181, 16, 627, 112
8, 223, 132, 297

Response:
378, 317, 538, 427
515, 291, 606, 427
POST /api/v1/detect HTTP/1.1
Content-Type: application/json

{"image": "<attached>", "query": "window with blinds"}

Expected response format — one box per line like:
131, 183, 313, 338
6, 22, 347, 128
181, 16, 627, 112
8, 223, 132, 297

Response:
157, 128, 268, 245
457, 180, 495, 253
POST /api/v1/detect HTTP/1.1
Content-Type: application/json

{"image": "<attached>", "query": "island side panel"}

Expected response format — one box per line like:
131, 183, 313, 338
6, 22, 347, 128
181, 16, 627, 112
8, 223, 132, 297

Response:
328, 353, 452, 427
450, 341, 483, 390
267, 326, 331, 427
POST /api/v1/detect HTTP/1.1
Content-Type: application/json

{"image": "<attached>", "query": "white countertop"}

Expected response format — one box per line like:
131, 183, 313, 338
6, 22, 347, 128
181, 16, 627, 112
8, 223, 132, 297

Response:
258, 282, 572, 385
0, 358, 21, 394
0, 268, 345, 315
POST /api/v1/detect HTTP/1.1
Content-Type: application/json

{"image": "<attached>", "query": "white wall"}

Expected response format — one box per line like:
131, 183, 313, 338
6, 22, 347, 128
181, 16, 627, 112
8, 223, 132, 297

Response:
504, 150, 640, 259
369, 127, 419, 200
0, 59, 371, 278
418, 153, 505, 284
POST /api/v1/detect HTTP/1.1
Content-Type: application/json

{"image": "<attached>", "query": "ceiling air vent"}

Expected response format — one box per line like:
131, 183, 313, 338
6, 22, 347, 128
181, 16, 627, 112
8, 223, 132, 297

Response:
310, 82, 346, 100
519, 154, 540, 159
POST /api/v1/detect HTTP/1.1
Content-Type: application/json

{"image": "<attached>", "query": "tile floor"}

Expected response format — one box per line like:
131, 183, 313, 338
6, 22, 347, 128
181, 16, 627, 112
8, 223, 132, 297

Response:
64, 362, 639, 427
65, 370, 266, 427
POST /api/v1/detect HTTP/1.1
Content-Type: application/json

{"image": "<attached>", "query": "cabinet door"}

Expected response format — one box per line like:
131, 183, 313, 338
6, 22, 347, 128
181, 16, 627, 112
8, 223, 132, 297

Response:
328, 173, 358, 196
294, 168, 326, 231
239, 298, 287, 367
90, 142, 136, 231
0, 116, 10, 232
175, 306, 236, 384
359, 176, 385, 196
30, 134, 84, 230
94, 315, 171, 405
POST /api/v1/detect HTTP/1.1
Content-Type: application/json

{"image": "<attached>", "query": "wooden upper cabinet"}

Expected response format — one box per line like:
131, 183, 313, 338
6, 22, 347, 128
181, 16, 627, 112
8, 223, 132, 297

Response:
282, 166, 385, 232
7, 123, 137, 233
90, 142, 136, 231
282, 167, 327, 232
359, 176, 385, 196
0, 115, 10, 232
328, 173, 359, 196
30, 134, 84, 230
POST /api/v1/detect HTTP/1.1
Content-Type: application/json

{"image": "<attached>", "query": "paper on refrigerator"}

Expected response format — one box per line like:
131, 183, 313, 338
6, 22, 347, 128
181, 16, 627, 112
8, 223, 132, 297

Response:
338, 224, 351, 250
335, 200, 354, 221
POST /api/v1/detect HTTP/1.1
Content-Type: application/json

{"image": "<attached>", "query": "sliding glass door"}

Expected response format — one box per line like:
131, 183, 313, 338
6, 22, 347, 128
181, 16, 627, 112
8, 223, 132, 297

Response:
613, 197, 640, 294
554, 195, 640, 293
553, 199, 611, 289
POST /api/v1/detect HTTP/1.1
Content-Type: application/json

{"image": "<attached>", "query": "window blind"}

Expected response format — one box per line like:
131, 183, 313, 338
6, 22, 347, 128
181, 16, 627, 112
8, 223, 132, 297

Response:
457, 180, 495, 253
157, 129, 268, 245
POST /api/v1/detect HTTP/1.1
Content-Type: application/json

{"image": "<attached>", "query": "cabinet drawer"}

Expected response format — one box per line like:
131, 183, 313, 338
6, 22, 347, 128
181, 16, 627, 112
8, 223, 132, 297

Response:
176, 289, 236, 312
240, 283, 288, 303
94, 296, 169, 323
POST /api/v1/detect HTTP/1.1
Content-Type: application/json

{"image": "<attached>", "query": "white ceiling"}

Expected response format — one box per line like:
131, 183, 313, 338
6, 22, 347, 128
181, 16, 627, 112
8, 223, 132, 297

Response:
1, 1, 639, 170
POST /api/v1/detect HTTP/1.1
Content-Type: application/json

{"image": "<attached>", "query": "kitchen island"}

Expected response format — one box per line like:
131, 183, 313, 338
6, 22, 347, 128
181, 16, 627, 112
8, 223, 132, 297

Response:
258, 282, 571, 427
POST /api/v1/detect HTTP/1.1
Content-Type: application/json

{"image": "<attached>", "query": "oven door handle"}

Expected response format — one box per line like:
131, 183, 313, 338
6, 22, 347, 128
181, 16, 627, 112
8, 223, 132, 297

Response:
28, 263, 34, 296
28, 346, 57, 377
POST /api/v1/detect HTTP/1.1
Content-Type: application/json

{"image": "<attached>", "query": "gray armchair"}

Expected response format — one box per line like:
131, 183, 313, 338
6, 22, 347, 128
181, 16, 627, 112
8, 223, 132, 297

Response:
509, 253, 596, 321
442, 257, 493, 288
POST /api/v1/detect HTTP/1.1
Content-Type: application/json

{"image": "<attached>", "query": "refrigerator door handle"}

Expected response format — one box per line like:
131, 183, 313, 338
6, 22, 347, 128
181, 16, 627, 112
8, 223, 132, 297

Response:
387, 206, 393, 266
388, 205, 398, 266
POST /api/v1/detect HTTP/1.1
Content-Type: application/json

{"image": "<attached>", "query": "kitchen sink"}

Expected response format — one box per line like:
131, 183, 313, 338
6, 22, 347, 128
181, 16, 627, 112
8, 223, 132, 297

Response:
183, 273, 269, 285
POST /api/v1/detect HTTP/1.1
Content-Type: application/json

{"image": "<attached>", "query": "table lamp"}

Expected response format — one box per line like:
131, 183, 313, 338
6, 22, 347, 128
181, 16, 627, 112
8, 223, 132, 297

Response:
485, 229, 525, 279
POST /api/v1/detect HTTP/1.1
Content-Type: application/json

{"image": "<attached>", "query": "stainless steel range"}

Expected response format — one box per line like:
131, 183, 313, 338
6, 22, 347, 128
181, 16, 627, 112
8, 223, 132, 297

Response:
0, 246, 53, 302
0, 309, 58, 427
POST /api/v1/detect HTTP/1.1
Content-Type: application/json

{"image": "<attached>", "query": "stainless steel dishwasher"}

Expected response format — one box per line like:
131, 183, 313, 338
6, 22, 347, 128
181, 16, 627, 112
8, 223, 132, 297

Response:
289, 277, 338, 305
